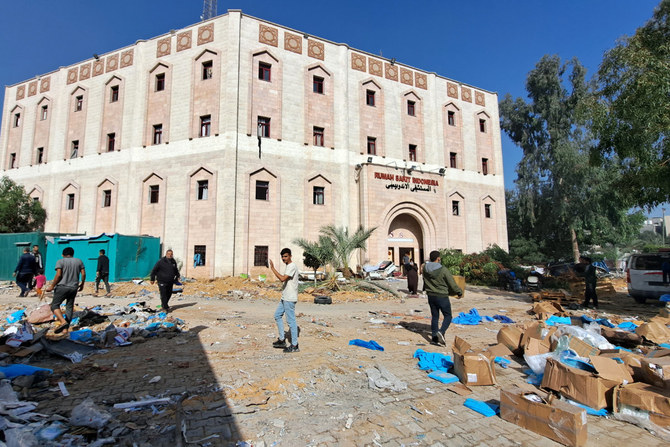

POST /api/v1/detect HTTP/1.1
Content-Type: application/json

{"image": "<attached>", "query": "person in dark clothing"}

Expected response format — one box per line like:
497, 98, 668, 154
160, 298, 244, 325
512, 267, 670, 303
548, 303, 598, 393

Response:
95, 249, 111, 296
662, 260, 670, 285
581, 256, 598, 309
150, 249, 180, 312
422, 250, 463, 346
13, 247, 37, 297
406, 259, 419, 295
29, 245, 43, 292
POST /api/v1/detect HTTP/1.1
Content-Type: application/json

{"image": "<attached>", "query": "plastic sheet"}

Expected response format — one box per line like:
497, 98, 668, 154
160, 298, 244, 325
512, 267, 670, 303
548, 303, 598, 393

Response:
452, 308, 484, 325
552, 324, 614, 351
70, 398, 111, 429
349, 339, 384, 351
413, 349, 453, 372
464, 398, 499, 417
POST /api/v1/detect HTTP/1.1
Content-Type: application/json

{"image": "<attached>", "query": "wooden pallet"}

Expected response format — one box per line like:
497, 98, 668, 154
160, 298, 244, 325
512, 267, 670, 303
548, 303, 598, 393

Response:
531, 290, 579, 304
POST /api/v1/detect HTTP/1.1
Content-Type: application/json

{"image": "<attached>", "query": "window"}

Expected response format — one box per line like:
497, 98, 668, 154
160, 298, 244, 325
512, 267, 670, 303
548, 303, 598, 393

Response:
482, 158, 489, 175
194, 245, 206, 266
9, 153, 16, 168
407, 100, 415, 116
200, 115, 211, 137
254, 245, 269, 267
107, 133, 115, 152
452, 200, 460, 216
366, 90, 375, 106
258, 62, 271, 81
13, 113, 21, 127
257, 116, 270, 138
156, 73, 165, 91
70, 140, 79, 158
409, 144, 417, 162
75, 96, 83, 112
448, 111, 455, 126
485, 204, 491, 219
149, 185, 159, 204
197, 180, 209, 200
41, 105, 48, 120
313, 76, 324, 94
202, 61, 213, 80
367, 137, 376, 155
66, 193, 75, 210
255, 180, 269, 200
313, 186, 325, 205
313, 126, 324, 146
102, 190, 112, 208
36, 148, 44, 164
449, 152, 457, 168
110, 85, 119, 102
153, 124, 163, 145
479, 119, 486, 133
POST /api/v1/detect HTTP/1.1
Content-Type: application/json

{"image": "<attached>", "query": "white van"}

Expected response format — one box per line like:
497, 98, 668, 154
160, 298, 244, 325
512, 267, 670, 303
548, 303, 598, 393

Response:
626, 252, 670, 303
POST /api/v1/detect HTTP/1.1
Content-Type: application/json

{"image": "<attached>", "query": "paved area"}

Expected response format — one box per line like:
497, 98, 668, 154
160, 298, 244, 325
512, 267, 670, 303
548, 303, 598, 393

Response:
1, 278, 667, 446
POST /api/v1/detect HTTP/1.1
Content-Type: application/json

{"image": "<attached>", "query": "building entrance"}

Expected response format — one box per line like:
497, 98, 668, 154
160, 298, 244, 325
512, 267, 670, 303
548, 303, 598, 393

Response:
387, 214, 424, 268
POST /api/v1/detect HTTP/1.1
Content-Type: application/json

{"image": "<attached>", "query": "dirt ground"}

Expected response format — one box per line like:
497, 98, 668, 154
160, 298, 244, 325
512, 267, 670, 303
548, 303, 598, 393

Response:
0, 276, 667, 446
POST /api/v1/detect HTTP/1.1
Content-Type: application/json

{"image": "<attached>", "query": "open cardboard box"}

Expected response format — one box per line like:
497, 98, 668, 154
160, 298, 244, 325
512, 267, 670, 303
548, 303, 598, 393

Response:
640, 356, 670, 390
497, 326, 524, 356
614, 382, 670, 422
452, 336, 496, 386
500, 385, 587, 447
541, 356, 633, 410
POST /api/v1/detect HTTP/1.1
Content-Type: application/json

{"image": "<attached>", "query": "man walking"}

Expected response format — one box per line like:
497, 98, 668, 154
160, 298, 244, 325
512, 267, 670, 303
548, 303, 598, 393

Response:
150, 249, 180, 312
269, 248, 300, 353
13, 247, 37, 297
45, 247, 85, 333
422, 250, 462, 346
95, 249, 111, 296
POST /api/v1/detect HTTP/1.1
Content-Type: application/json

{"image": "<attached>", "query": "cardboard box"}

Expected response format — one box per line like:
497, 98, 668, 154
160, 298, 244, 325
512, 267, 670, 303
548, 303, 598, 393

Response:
453, 275, 466, 299
452, 336, 496, 386
640, 356, 670, 390
521, 322, 557, 355
600, 327, 643, 347
497, 326, 523, 356
500, 385, 587, 447
636, 321, 670, 345
599, 350, 644, 380
541, 356, 633, 410
615, 382, 670, 418
550, 335, 600, 359
532, 301, 566, 319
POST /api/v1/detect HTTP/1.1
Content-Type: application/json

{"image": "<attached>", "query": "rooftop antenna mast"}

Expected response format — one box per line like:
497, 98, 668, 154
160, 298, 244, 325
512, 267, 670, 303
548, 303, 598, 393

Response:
201, 0, 217, 20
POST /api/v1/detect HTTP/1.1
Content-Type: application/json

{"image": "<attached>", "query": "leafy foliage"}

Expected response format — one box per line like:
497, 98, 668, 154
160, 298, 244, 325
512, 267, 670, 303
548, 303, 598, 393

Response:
590, 0, 670, 208
0, 176, 46, 233
500, 55, 644, 262
436, 249, 503, 285
318, 225, 376, 275
292, 235, 334, 284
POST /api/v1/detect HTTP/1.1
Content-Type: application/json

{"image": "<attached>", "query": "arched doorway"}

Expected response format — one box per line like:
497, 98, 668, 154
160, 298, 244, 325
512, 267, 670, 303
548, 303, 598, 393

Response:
387, 214, 424, 268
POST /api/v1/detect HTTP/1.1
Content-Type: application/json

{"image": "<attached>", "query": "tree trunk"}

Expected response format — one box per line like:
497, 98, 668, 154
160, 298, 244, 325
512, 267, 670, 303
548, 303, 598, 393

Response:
571, 227, 580, 263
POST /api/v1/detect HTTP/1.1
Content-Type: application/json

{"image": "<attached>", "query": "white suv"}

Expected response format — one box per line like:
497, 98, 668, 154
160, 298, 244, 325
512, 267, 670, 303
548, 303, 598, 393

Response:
626, 252, 670, 303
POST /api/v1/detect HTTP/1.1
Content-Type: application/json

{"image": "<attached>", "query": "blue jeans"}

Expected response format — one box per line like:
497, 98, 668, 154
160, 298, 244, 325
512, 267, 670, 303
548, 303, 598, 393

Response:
427, 294, 452, 336
275, 300, 298, 346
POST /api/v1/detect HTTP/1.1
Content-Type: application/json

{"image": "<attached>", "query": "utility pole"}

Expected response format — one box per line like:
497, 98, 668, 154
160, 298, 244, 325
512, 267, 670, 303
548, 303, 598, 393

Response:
201, 0, 217, 20
663, 207, 666, 246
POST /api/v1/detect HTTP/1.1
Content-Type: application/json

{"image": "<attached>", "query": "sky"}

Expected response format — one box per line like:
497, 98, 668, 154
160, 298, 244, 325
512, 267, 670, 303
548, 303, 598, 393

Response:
0, 0, 666, 217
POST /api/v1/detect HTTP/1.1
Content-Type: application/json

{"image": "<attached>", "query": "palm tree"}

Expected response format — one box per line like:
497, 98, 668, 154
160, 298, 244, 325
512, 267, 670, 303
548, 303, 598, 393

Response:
292, 235, 334, 284
319, 225, 377, 277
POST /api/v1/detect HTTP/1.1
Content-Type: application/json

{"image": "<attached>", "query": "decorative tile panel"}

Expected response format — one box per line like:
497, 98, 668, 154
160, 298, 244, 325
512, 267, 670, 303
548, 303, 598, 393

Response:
400, 68, 413, 86
39, 77, 50, 93
177, 31, 192, 51
351, 53, 366, 72
93, 60, 105, 77
120, 49, 134, 68
258, 24, 278, 47
368, 58, 383, 76
157, 37, 171, 57
475, 91, 485, 106
308, 40, 324, 60
198, 24, 214, 45
461, 86, 472, 103
28, 81, 37, 97
284, 32, 302, 54
447, 82, 459, 99
67, 68, 78, 85
385, 63, 398, 81
80, 63, 91, 80
106, 54, 119, 72
16, 85, 25, 100
415, 72, 427, 90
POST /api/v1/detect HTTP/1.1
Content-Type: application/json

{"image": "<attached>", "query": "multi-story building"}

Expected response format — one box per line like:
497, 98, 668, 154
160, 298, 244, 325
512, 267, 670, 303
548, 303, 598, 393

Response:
0, 10, 507, 278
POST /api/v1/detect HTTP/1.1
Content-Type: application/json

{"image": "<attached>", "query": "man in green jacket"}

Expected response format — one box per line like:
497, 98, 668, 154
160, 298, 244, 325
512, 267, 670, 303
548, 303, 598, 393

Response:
422, 250, 462, 346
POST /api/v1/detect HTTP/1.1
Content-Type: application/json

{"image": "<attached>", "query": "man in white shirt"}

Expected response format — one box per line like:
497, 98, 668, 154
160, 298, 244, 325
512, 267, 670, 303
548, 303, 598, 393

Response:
269, 248, 300, 353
